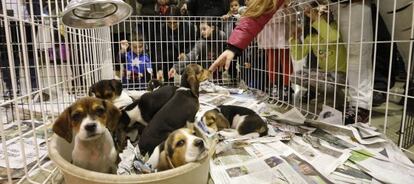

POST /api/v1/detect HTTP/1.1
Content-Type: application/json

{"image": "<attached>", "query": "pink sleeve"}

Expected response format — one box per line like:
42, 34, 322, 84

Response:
227, 0, 284, 50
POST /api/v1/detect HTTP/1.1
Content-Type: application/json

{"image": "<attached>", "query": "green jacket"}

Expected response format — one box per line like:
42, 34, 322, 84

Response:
290, 19, 347, 73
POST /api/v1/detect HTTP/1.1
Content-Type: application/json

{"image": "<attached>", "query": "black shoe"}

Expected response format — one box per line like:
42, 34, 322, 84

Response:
302, 90, 316, 103
344, 107, 370, 125
372, 92, 386, 107
2, 90, 20, 99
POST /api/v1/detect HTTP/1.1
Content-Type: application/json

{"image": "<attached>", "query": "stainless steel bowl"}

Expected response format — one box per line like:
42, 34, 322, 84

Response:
62, 0, 132, 28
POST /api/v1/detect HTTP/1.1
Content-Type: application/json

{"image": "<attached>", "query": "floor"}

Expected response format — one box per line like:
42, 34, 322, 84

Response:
2, 83, 414, 183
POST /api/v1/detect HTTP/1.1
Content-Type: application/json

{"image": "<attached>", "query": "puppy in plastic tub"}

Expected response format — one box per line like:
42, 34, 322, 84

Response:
49, 134, 213, 184
49, 98, 213, 184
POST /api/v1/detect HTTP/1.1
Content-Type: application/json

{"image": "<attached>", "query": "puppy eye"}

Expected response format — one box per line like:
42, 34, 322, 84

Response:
176, 140, 185, 147
95, 107, 105, 116
71, 113, 82, 121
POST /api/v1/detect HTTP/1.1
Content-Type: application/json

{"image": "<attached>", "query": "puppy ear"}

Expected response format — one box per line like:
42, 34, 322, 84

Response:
103, 100, 121, 132
53, 107, 73, 143
187, 75, 199, 97
197, 69, 211, 82
88, 84, 96, 97
111, 79, 123, 96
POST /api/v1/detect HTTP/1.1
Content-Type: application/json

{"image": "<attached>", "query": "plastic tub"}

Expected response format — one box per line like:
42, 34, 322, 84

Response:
48, 135, 213, 184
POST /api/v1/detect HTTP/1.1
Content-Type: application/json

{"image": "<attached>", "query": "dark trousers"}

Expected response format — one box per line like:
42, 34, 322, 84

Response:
0, 21, 38, 92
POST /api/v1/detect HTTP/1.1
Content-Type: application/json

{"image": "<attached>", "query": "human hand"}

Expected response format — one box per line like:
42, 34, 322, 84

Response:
157, 70, 164, 81
120, 40, 129, 53
168, 68, 176, 79
221, 14, 231, 20
209, 50, 235, 72
244, 62, 251, 69
178, 53, 186, 61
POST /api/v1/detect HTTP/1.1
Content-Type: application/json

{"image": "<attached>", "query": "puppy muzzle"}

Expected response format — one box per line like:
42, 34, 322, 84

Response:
194, 139, 208, 160
83, 122, 103, 139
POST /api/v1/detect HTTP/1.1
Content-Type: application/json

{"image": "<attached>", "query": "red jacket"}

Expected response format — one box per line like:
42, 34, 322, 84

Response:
227, 0, 285, 54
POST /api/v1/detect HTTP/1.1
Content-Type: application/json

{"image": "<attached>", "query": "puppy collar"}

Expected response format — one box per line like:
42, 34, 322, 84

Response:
177, 87, 190, 91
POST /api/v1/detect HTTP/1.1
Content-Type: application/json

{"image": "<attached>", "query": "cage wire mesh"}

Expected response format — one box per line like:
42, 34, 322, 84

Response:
0, 0, 413, 183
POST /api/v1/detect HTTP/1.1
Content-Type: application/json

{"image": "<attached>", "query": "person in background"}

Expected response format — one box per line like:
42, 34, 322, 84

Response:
121, 35, 153, 88
187, 0, 229, 16
209, 0, 286, 89
289, 7, 347, 104
238, 0, 249, 15
0, 0, 40, 99
221, 0, 241, 20
258, 1, 293, 102
155, 0, 170, 16
155, 7, 198, 81
137, 0, 158, 15
168, 18, 227, 78
330, 0, 373, 124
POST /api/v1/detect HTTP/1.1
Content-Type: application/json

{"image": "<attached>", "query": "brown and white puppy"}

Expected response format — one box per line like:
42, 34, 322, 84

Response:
202, 105, 268, 138
146, 128, 208, 171
138, 64, 211, 155
52, 97, 121, 173
89, 79, 133, 109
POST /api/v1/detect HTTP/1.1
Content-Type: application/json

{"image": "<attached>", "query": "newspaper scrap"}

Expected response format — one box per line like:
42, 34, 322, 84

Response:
267, 107, 306, 125
306, 120, 386, 145
329, 161, 374, 184
282, 153, 333, 184
348, 149, 414, 183
199, 81, 230, 95
117, 140, 154, 175
317, 105, 343, 125
0, 120, 43, 144
0, 138, 47, 169
268, 120, 313, 135
287, 136, 350, 175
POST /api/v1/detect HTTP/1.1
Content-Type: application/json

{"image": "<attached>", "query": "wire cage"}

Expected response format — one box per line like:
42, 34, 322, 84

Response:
0, 0, 413, 183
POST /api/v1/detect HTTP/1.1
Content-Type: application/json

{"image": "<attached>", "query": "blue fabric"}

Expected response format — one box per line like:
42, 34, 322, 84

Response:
125, 51, 152, 75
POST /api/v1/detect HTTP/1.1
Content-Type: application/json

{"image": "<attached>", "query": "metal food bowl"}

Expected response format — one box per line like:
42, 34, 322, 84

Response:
62, 0, 132, 28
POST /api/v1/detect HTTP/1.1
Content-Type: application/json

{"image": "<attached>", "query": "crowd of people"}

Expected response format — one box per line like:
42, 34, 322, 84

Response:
114, 0, 409, 124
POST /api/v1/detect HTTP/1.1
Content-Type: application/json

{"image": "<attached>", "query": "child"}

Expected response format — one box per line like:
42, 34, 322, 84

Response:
155, 0, 170, 16
221, 0, 241, 20
289, 7, 347, 103
121, 35, 153, 87
168, 19, 227, 78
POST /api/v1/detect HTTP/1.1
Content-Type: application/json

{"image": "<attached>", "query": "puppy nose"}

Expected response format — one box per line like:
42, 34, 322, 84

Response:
84, 123, 97, 132
194, 139, 204, 149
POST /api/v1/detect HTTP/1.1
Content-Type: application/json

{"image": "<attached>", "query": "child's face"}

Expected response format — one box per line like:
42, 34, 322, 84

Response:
230, 1, 240, 14
167, 18, 178, 30
200, 23, 213, 39
131, 41, 144, 54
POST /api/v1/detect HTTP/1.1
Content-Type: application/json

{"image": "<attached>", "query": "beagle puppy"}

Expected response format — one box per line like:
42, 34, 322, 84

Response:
88, 79, 133, 109
52, 97, 121, 173
114, 85, 178, 151
138, 64, 211, 155
202, 105, 268, 138
146, 128, 208, 171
